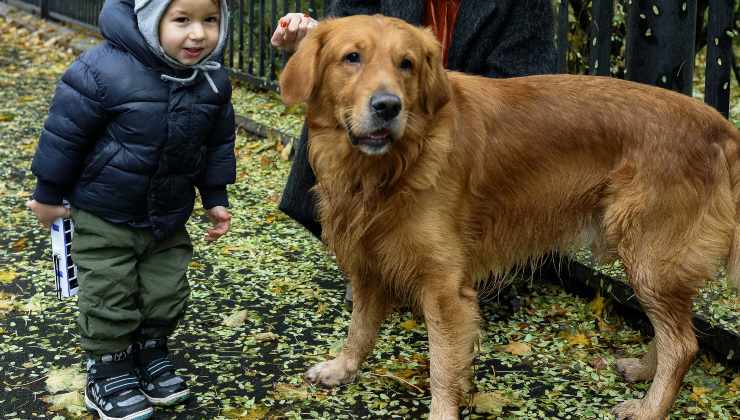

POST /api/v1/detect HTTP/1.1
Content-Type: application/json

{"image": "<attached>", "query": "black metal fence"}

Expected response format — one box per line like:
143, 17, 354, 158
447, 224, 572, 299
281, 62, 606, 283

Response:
5, 0, 103, 31
2, 0, 736, 117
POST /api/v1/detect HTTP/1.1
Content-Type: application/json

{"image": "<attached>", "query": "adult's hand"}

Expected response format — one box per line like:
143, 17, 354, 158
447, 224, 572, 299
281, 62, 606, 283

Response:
271, 12, 318, 52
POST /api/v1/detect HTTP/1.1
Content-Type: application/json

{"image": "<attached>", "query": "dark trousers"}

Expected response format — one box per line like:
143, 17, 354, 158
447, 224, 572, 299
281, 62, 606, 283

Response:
278, 123, 322, 239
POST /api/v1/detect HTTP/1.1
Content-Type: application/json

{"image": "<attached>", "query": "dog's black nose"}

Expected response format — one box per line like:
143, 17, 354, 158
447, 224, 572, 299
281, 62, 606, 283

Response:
370, 93, 401, 121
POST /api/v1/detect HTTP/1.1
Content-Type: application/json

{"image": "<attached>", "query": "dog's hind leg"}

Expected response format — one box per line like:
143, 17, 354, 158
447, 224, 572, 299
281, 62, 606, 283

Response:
421, 282, 480, 420
610, 266, 699, 420
615, 339, 657, 383
305, 277, 393, 386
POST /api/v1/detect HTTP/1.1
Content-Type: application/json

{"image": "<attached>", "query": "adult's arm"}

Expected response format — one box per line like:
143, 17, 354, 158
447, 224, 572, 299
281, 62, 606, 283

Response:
481, 0, 557, 78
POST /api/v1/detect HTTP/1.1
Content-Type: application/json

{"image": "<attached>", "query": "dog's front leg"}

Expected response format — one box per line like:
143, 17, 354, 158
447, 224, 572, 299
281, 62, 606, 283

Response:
422, 283, 480, 420
305, 278, 392, 386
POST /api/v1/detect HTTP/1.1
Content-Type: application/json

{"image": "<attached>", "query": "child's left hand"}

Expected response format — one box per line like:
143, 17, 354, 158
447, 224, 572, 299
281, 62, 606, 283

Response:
205, 206, 231, 242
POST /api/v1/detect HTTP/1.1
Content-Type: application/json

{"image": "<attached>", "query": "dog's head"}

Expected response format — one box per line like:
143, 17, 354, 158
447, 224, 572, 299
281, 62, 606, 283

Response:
279, 15, 451, 156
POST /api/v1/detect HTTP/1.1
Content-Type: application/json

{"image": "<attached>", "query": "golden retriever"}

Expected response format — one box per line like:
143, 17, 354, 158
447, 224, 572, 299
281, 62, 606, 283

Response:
279, 14, 740, 420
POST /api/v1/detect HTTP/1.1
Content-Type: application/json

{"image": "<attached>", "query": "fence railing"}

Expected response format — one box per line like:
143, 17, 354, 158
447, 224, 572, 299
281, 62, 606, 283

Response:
2, 0, 736, 118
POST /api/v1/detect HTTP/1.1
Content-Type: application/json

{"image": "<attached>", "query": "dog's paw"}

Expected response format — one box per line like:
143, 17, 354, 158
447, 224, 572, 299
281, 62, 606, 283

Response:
304, 359, 356, 387
611, 399, 656, 420
615, 358, 653, 383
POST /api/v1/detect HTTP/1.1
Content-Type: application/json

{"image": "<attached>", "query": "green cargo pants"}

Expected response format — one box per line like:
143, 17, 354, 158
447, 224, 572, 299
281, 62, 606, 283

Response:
71, 208, 193, 355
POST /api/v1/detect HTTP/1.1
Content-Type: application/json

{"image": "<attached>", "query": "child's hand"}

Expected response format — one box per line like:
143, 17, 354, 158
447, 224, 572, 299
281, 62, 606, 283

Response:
205, 206, 231, 242
26, 199, 70, 228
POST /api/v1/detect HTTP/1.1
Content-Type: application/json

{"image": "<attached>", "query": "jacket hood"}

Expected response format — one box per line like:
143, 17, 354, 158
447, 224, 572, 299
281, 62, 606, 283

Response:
99, 0, 168, 70
99, 0, 229, 92
134, 0, 229, 69
99, 0, 228, 69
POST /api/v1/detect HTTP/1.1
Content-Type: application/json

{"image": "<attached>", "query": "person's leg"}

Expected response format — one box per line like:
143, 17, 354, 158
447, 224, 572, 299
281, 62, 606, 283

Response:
279, 123, 354, 309
279, 123, 322, 238
134, 226, 193, 406
71, 208, 153, 419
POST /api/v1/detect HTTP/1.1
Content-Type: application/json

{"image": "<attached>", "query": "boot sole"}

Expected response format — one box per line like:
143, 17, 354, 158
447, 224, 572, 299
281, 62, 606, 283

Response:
84, 394, 153, 420
142, 388, 190, 406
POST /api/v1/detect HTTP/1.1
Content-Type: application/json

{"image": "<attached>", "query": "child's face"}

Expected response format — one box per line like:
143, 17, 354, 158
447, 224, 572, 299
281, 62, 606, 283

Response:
159, 0, 220, 65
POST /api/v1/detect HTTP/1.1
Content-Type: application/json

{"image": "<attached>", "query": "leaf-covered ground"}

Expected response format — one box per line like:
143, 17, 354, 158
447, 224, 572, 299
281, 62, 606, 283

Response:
1, 14, 739, 420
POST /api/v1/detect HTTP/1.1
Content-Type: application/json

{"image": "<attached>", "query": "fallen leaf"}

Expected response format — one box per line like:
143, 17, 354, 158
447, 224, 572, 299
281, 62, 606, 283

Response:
0, 291, 17, 313
399, 319, 417, 331
222, 404, 270, 419
471, 391, 513, 415
223, 309, 248, 327
562, 331, 591, 347
591, 356, 609, 371
728, 375, 740, 393
499, 341, 531, 356
12, 237, 28, 252
280, 140, 293, 161
46, 366, 85, 393
42, 391, 86, 415
588, 294, 605, 318
0, 271, 17, 284
690, 385, 710, 402
254, 332, 279, 343
259, 155, 271, 167
273, 382, 310, 400
21, 293, 47, 313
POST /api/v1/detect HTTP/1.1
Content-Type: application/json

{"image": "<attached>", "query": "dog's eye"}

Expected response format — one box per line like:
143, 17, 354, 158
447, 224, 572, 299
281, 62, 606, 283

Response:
400, 58, 413, 71
344, 52, 361, 64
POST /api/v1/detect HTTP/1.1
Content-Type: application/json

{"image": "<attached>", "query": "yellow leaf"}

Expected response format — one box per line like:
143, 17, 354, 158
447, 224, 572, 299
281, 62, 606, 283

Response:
588, 294, 605, 318
189, 261, 204, 269
315, 302, 327, 315
273, 382, 310, 400
254, 332, 279, 343
21, 293, 47, 313
471, 391, 512, 415
0, 113, 15, 122
728, 375, 740, 393
0, 291, 18, 313
42, 391, 86, 415
690, 385, 710, 401
0, 271, 17, 284
499, 341, 531, 356
223, 309, 248, 327
260, 155, 272, 167
563, 332, 591, 347
399, 319, 418, 331
46, 366, 85, 393
222, 404, 270, 419
12, 237, 28, 252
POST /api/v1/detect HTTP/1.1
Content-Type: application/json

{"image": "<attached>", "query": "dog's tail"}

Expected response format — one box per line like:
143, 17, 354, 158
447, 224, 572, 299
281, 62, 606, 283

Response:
722, 129, 740, 294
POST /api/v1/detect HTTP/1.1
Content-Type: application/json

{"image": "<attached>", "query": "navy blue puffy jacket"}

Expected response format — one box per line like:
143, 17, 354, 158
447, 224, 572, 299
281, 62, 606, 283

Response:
31, 0, 236, 239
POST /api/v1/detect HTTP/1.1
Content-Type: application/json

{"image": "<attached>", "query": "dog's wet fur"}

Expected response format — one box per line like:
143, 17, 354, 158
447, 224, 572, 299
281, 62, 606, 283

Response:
280, 15, 740, 420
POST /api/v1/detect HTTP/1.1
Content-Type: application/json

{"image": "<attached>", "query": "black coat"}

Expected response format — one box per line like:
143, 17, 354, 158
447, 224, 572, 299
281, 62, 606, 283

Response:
328, 0, 556, 77
31, 0, 236, 239
279, 0, 557, 238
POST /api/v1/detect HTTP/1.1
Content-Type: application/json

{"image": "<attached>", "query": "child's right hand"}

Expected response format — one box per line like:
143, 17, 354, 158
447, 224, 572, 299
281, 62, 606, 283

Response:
271, 13, 318, 52
26, 200, 70, 228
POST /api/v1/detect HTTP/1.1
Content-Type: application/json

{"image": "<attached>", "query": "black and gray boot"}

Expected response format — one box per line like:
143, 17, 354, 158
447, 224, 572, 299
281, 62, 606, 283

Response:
85, 347, 153, 420
134, 338, 190, 406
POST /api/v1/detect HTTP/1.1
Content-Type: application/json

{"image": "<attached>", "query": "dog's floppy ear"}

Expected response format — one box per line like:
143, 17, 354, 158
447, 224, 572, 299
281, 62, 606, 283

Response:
279, 28, 323, 105
419, 28, 451, 115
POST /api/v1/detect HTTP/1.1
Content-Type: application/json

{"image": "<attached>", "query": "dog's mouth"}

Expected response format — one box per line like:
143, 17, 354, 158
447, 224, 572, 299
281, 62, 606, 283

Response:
349, 128, 394, 154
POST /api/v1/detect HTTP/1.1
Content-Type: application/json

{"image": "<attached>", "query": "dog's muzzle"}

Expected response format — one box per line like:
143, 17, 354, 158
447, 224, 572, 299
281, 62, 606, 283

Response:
347, 92, 401, 155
